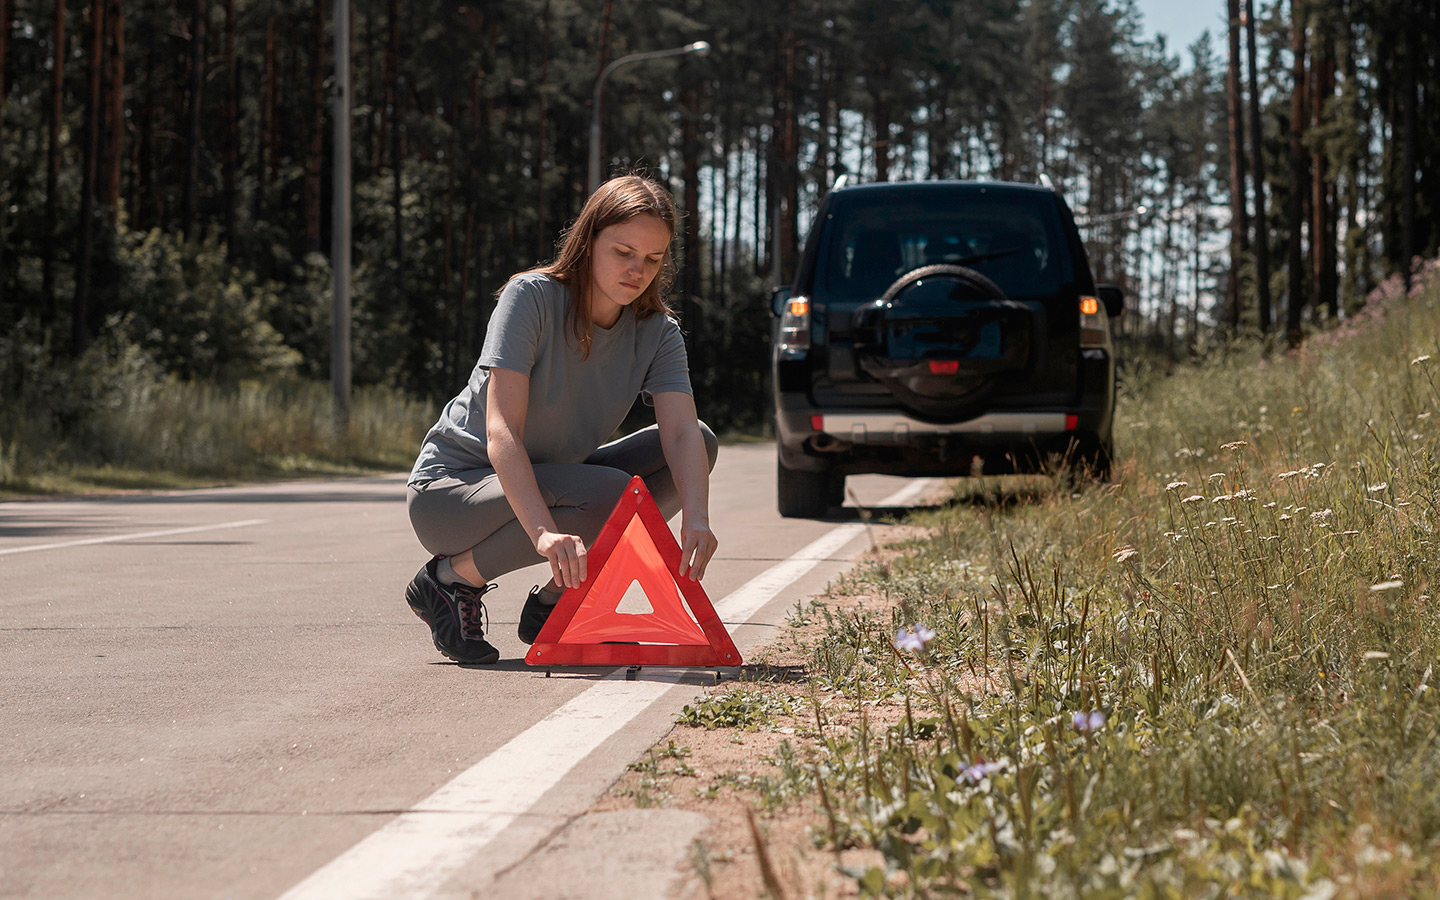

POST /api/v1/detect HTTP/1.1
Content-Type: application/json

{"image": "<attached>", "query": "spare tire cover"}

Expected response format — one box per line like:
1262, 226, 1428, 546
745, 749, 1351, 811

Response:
851, 265, 1037, 421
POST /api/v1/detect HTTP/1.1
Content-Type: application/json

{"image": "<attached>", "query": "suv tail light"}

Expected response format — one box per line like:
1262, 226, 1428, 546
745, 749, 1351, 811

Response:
778, 296, 811, 358
1079, 295, 1108, 347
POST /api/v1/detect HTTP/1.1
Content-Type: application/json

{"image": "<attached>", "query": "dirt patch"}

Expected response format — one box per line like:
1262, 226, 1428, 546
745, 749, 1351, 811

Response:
590, 525, 941, 899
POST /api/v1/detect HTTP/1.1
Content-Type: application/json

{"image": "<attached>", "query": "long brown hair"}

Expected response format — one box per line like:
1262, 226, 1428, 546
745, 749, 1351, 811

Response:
523, 174, 679, 357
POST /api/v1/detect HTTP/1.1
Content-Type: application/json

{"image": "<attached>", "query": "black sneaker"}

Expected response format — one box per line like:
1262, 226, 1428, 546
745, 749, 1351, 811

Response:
517, 584, 561, 645
404, 558, 501, 664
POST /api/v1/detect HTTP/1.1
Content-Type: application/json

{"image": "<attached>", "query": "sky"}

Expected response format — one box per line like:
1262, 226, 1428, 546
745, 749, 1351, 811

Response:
1132, 0, 1225, 58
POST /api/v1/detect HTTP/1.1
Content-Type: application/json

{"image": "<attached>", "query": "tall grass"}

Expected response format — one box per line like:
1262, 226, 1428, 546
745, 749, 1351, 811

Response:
779, 261, 1440, 897
0, 375, 433, 493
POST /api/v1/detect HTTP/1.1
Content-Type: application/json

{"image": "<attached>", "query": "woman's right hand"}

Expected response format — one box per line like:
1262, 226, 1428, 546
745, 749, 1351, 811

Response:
535, 530, 588, 589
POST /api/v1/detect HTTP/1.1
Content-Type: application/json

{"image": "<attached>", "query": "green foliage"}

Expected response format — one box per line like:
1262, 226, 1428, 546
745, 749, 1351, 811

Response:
110, 226, 304, 381
764, 258, 1440, 896
678, 688, 800, 730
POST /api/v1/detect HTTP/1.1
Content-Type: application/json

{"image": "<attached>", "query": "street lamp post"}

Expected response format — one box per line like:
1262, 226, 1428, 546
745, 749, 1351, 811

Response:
588, 41, 710, 195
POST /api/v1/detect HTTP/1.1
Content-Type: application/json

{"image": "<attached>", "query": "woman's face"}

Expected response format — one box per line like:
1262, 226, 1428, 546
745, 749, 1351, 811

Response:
588, 214, 671, 324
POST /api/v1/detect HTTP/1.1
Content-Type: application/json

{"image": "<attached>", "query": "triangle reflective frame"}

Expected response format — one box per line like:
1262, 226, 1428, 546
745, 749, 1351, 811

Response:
524, 477, 742, 667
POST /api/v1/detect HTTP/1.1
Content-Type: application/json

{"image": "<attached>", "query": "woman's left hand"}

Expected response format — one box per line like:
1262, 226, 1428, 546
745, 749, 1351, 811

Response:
678, 517, 717, 581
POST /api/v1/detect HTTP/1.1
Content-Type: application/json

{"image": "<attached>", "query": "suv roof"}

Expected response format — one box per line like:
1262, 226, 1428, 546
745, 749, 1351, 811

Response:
827, 178, 1059, 197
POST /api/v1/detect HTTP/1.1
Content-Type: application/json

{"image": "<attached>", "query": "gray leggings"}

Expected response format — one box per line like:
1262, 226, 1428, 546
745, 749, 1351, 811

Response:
406, 423, 719, 581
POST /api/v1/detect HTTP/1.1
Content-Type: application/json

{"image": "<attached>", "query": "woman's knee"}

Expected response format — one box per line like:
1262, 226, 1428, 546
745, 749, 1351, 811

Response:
697, 420, 719, 471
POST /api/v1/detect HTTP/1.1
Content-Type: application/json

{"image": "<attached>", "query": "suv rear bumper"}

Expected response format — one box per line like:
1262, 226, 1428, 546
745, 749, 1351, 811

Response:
775, 401, 1111, 476
817, 410, 1068, 442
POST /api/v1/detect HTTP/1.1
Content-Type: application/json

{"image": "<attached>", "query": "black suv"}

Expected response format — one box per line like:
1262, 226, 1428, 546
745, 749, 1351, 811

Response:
770, 179, 1124, 517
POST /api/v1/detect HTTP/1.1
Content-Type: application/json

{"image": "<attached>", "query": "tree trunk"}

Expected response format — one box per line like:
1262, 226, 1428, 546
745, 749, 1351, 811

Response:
872, 84, 891, 181
1400, 9, 1417, 286
536, 0, 550, 260
389, 0, 403, 305
257, 13, 276, 225
100, 0, 123, 219
816, 38, 833, 188
754, 135, 766, 276
778, 18, 799, 279
182, 0, 205, 241
135, 42, 154, 230
1310, 33, 1336, 319
0, 0, 9, 306
1285, 0, 1307, 348
305, 0, 325, 252
222, 0, 237, 254
1244, 0, 1272, 335
74, 0, 107, 355
442, 203, 454, 384
1341, 14, 1366, 311
593, 0, 614, 184
680, 65, 701, 336
42, 0, 67, 327
459, 205, 473, 367
379, 9, 394, 171
1163, 190, 1178, 360
1225, 0, 1249, 332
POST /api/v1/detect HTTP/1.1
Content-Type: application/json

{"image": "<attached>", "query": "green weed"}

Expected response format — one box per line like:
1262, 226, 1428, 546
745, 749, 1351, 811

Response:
678, 689, 801, 731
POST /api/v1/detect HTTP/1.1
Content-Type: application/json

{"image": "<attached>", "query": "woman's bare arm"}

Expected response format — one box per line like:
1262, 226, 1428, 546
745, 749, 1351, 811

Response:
652, 391, 717, 581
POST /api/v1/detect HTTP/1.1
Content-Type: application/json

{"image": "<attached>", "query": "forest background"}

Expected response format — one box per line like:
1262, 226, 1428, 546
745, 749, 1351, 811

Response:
0, 0, 1437, 484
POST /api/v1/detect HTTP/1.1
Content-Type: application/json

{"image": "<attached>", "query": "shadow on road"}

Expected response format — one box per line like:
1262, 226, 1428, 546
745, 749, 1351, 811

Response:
438, 658, 792, 688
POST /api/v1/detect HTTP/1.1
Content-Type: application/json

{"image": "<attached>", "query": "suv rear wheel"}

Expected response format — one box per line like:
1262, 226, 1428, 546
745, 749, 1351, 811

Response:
777, 459, 843, 518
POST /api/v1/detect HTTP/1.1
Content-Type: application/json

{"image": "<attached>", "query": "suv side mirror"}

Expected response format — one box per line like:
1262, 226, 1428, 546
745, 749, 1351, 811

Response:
1097, 284, 1125, 318
770, 285, 792, 318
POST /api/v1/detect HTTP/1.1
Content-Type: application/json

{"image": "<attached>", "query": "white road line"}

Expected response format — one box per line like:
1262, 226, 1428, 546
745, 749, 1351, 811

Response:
276, 479, 935, 900
0, 519, 269, 556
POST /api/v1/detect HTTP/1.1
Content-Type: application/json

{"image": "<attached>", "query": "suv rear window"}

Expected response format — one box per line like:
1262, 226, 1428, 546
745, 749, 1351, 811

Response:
821, 190, 1071, 301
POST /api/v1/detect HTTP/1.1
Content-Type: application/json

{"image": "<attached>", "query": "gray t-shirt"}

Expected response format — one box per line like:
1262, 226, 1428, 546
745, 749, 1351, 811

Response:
409, 273, 692, 484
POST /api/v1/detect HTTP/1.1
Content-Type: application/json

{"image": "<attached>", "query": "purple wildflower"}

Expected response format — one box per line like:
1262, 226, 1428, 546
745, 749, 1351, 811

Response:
961, 761, 1002, 783
1071, 710, 1106, 732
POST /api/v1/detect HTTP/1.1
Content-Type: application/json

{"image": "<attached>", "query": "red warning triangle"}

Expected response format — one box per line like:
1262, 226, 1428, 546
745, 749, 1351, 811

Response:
524, 477, 742, 668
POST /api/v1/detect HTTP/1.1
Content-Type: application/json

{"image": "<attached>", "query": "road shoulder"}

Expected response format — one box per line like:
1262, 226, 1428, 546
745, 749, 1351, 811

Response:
561, 519, 937, 900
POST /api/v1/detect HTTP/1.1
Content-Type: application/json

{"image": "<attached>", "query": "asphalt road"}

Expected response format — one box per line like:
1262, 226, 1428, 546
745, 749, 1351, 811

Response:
0, 444, 936, 900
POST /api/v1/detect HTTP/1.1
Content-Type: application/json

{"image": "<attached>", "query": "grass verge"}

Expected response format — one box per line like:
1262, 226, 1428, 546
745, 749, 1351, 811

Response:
614, 259, 1440, 899
0, 378, 433, 497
